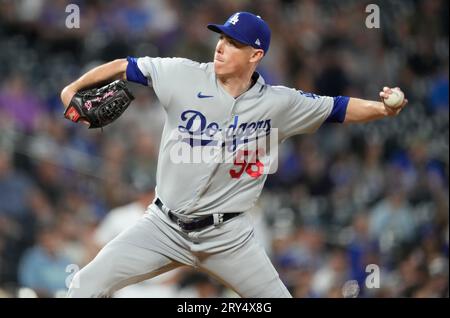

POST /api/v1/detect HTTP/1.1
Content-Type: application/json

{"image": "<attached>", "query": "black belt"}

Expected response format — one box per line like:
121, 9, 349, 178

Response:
155, 198, 241, 232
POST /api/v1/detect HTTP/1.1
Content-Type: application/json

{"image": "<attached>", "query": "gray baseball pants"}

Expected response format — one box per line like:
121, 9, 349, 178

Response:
67, 203, 292, 298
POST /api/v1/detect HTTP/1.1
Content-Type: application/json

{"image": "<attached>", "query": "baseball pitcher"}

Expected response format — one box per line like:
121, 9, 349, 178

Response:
60, 12, 407, 298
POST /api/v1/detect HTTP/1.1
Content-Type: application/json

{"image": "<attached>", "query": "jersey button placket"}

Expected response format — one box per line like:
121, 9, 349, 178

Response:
227, 100, 238, 130
220, 100, 237, 161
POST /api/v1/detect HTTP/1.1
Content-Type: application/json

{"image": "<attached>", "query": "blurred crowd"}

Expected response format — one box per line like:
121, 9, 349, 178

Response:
0, 0, 448, 298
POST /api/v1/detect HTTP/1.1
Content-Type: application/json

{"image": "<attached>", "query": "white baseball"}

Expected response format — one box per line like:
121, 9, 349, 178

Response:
383, 88, 404, 108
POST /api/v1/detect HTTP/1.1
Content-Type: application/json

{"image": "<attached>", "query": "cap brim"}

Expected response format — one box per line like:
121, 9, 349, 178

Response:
207, 24, 225, 34
207, 24, 251, 47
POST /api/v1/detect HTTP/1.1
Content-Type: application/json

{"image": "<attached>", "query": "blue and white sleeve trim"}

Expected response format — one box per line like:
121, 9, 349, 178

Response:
126, 56, 148, 86
325, 96, 350, 123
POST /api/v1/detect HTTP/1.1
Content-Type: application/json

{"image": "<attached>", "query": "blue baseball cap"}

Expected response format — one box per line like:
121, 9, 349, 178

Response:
207, 12, 271, 55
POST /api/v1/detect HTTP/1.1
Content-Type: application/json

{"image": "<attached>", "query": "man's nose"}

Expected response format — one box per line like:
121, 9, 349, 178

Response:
216, 39, 224, 53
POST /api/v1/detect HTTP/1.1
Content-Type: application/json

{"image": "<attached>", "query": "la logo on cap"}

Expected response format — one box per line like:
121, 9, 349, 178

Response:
229, 13, 240, 25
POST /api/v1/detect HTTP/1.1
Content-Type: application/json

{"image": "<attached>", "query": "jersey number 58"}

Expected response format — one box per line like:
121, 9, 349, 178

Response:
229, 149, 264, 179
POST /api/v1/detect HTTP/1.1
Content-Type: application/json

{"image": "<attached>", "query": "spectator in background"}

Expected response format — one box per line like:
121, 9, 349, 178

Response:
427, 68, 449, 114
0, 149, 34, 220
423, 256, 449, 297
0, 149, 47, 286
347, 213, 378, 292
315, 50, 351, 98
94, 176, 156, 247
0, 74, 44, 132
177, 271, 224, 298
292, 267, 316, 298
94, 175, 182, 298
57, 210, 99, 270
18, 221, 74, 297
369, 187, 416, 256
311, 248, 350, 297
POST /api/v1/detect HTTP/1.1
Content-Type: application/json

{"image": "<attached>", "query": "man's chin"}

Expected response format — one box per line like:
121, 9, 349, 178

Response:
213, 62, 224, 75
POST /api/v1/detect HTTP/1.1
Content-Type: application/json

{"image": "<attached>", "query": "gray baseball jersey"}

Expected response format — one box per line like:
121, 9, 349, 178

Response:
134, 57, 334, 217
67, 56, 346, 298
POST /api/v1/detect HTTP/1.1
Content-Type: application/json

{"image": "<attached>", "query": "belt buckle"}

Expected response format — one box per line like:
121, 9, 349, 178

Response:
176, 216, 192, 232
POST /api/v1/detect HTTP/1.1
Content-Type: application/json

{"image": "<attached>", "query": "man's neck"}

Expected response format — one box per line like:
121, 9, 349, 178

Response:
217, 72, 255, 98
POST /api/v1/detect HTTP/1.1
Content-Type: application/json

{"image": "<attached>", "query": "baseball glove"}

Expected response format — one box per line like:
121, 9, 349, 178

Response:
64, 80, 134, 129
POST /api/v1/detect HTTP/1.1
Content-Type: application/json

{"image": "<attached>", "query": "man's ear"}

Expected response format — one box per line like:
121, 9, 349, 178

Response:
249, 49, 264, 63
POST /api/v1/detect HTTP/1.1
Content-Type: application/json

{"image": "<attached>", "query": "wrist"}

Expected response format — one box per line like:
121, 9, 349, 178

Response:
379, 100, 398, 117
381, 102, 390, 116
369, 101, 389, 117
61, 85, 77, 108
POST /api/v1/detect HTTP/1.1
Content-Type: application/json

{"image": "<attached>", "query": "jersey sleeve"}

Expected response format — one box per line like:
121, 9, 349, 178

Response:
279, 89, 335, 140
126, 56, 183, 108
